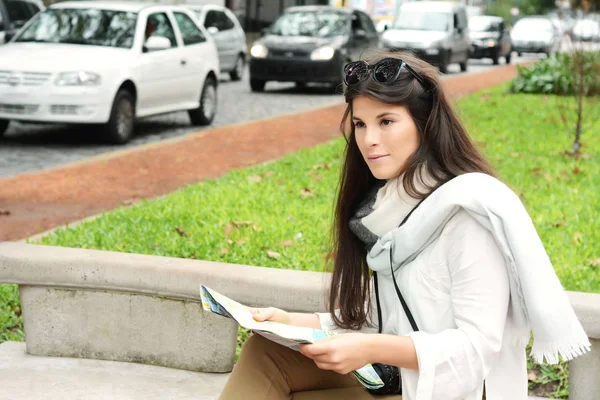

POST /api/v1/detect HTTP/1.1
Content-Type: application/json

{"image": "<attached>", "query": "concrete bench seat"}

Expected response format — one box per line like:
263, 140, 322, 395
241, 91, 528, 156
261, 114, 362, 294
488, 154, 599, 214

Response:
0, 342, 550, 400
0, 242, 598, 399
0, 341, 230, 399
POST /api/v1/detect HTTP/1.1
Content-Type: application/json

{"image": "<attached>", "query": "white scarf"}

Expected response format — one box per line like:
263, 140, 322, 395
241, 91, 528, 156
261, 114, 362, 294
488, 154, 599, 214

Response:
364, 172, 590, 364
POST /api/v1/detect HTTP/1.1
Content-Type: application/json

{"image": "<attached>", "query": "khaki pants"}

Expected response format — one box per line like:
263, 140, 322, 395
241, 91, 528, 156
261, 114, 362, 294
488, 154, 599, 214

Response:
219, 333, 402, 400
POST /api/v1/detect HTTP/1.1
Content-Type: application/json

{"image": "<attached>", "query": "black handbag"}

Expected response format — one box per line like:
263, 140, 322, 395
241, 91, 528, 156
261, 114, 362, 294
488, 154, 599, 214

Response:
367, 200, 423, 396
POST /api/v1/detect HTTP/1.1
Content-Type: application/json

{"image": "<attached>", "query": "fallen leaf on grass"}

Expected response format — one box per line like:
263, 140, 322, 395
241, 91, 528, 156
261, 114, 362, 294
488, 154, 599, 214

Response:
247, 175, 262, 183
232, 221, 254, 228
267, 250, 281, 259
479, 94, 491, 102
263, 171, 274, 177
227, 239, 234, 244
279, 240, 293, 247
312, 162, 331, 170
300, 188, 315, 197
573, 232, 584, 243
312, 173, 323, 181
224, 224, 233, 236
589, 258, 600, 267
572, 167, 581, 175
528, 371, 538, 381
236, 240, 246, 246
174, 227, 188, 237
510, 152, 520, 158
323, 253, 336, 261
219, 248, 229, 254
0, 209, 10, 216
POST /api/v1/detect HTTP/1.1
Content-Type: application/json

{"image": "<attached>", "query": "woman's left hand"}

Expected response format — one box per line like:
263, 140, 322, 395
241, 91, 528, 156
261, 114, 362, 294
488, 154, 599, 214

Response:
299, 333, 373, 375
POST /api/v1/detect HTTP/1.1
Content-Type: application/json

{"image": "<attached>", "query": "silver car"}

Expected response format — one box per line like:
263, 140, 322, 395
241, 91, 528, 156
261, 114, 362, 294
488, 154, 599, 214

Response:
189, 5, 247, 81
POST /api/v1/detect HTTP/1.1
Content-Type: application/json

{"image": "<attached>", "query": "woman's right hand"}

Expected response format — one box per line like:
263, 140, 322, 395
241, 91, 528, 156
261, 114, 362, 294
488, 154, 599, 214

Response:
250, 307, 291, 325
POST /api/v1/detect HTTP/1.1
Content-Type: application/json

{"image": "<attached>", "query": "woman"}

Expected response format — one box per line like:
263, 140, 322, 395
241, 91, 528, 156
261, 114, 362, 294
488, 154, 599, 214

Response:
219, 52, 589, 400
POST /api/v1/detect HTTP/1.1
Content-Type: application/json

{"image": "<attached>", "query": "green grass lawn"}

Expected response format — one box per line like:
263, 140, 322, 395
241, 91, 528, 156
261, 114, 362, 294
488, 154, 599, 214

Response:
1, 83, 598, 398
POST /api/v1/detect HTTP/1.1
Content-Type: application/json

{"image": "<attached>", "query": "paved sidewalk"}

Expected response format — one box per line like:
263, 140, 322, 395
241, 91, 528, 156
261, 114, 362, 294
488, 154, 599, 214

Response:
0, 64, 521, 242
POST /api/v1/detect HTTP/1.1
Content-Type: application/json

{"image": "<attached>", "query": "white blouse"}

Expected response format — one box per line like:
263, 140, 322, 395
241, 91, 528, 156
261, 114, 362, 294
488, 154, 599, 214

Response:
317, 186, 527, 400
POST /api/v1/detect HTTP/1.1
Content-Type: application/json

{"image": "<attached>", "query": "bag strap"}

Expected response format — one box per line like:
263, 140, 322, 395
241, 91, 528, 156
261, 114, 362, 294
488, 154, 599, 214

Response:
375, 197, 425, 334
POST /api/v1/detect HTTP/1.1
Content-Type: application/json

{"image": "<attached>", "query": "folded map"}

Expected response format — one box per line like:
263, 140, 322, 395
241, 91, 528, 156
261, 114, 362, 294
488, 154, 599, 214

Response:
200, 285, 384, 390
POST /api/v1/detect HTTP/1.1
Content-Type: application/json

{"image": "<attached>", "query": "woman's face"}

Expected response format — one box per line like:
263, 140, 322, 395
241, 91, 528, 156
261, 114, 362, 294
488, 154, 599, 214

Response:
352, 96, 420, 180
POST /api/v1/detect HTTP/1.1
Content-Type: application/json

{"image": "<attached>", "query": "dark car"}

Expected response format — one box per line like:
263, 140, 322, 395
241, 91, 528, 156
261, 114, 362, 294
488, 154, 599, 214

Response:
248, 6, 379, 92
0, 0, 43, 44
468, 15, 512, 64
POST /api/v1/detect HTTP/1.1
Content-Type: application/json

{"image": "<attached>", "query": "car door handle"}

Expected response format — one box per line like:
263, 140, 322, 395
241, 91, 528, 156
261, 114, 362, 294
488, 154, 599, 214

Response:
181, 59, 187, 66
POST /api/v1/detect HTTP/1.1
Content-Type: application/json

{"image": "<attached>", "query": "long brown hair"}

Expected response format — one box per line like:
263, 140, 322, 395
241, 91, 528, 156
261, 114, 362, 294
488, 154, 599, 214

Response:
328, 52, 495, 330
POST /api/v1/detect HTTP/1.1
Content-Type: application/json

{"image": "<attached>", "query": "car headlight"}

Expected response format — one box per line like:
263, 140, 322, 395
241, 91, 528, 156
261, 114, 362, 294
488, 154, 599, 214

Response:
310, 46, 335, 61
250, 43, 268, 58
486, 39, 496, 47
55, 71, 101, 86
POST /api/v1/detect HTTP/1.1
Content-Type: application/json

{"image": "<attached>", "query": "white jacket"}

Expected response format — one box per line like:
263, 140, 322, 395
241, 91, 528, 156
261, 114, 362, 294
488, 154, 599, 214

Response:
318, 173, 589, 400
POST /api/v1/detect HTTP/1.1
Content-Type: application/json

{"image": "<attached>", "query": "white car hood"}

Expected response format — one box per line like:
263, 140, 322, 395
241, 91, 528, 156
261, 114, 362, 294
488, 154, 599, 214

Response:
382, 29, 447, 44
0, 43, 133, 72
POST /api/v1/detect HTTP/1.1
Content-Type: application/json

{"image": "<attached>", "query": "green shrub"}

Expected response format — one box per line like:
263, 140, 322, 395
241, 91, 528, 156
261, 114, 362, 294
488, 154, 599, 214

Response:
511, 52, 600, 96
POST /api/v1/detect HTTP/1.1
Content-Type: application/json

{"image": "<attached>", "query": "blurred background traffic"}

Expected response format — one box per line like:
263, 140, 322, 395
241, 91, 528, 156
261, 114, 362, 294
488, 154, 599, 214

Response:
0, 0, 598, 175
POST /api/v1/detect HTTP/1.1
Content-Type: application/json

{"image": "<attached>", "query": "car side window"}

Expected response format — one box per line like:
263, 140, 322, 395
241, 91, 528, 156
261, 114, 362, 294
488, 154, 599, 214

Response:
358, 12, 376, 35
25, 2, 40, 15
145, 12, 177, 49
205, 10, 233, 32
6, 0, 34, 24
351, 12, 364, 32
173, 12, 206, 45
221, 11, 236, 30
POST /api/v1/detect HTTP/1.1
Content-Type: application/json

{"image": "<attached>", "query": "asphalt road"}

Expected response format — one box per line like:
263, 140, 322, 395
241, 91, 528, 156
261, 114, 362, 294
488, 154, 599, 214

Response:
0, 54, 539, 178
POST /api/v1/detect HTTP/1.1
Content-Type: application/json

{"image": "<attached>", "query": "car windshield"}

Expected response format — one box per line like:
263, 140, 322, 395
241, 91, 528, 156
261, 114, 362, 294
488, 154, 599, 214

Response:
14, 7, 137, 48
270, 11, 349, 37
469, 17, 500, 32
393, 11, 451, 31
512, 18, 553, 34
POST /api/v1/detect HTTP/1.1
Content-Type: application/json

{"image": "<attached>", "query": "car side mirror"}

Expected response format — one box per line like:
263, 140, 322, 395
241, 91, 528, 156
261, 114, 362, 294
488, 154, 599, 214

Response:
144, 36, 171, 52
207, 26, 218, 35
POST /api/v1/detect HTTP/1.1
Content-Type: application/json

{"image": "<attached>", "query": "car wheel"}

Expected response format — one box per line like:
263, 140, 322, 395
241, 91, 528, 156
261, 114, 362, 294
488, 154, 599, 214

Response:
189, 75, 217, 126
250, 79, 266, 92
0, 119, 9, 137
105, 89, 135, 145
505, 52, 512, 64
229, 55, 244, 81
491, 50, 500, 65
438, 51, 450, 74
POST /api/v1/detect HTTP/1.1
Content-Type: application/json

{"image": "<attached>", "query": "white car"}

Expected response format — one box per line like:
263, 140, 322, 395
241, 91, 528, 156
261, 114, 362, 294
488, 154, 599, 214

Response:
0, 1, 220, 144
572, 19, 600, 42
188, 4, 247, 81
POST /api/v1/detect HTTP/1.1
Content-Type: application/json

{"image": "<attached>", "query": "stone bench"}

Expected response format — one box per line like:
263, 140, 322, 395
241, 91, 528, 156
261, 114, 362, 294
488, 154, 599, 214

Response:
0, 242, 598, 399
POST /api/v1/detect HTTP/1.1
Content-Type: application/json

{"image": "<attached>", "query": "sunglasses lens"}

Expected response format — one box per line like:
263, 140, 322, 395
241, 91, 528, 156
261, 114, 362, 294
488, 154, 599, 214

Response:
373, 59, 402, 84
344, 62, 368, 85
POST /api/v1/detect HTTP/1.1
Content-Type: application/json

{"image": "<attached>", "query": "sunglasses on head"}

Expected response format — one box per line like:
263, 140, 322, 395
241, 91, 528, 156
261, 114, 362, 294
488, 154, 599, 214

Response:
343, 58, 427, 87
